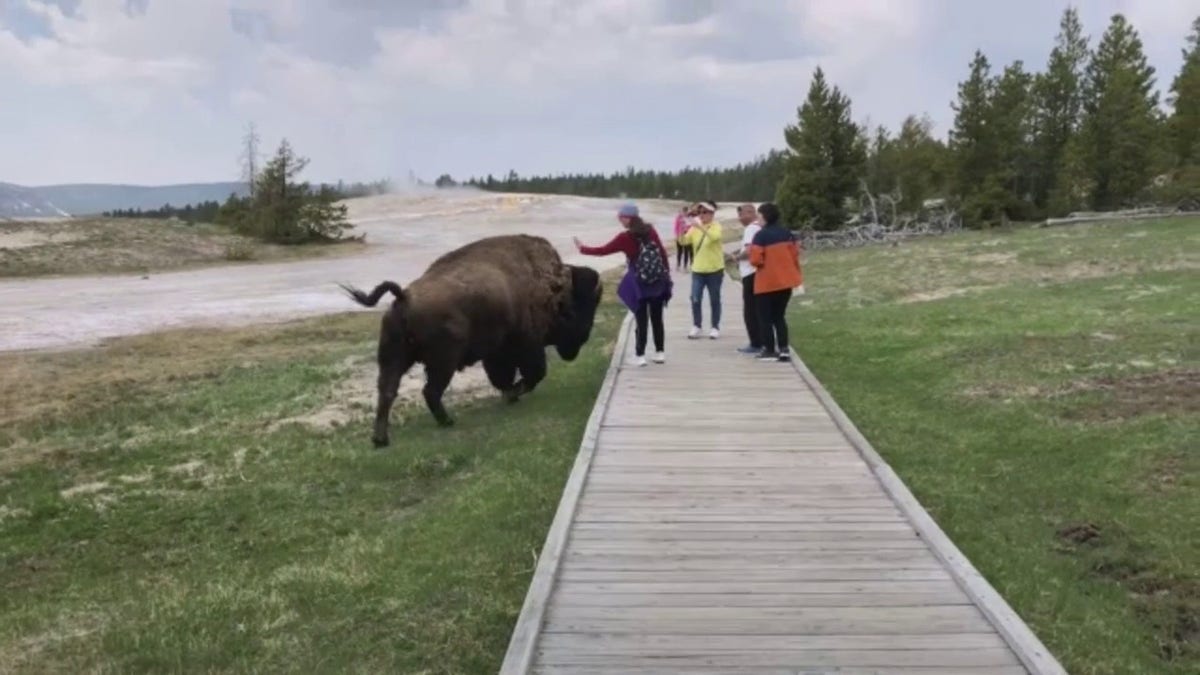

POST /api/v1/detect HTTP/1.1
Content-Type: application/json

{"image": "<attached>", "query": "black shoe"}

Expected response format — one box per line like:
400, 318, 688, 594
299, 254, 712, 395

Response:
756, 349, 779, 361
777, 351, 791, 362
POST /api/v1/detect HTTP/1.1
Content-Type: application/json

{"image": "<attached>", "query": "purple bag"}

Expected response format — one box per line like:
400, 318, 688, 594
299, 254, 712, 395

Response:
616, 265, 672, 313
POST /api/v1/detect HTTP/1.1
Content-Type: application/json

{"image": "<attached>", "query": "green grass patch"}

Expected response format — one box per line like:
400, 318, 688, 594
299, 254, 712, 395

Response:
0, 283, 627, 673
791, 218, 1199, 674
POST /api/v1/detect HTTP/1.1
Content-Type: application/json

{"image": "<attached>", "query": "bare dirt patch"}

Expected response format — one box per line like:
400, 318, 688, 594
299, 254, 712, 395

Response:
968, 252, 1017, 264
1127, 576, 1200, 663
1062, 369, 1200, 422
963, 368, 1200, 421
268, 355, 496, 432
1055, 521, 1199, 665
1146, 455, 1186, 493
897, 284, 996, 304
1057, 522, 1103, 546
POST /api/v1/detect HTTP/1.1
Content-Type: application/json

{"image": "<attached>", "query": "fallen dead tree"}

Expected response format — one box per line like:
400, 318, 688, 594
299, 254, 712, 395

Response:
1041, 204, 1200, 227
792, 183, 963, 250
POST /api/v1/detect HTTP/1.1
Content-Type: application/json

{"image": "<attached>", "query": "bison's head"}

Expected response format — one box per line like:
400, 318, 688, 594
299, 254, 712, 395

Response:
551, 265, 603, 361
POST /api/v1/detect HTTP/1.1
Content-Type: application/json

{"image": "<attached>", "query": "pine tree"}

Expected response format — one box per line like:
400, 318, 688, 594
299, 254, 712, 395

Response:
892, 114, 951, 214
1167, 16, 1200, 167
991, 61, 1037, 220
222, 139, 354, 244
776, 67, 866, 230
1032, 6, 1090, 213
949, 50, 1007, 225
1077, 13, 1160, 209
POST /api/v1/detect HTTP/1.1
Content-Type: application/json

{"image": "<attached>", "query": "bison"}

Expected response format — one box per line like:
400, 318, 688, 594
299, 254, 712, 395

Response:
340, 233, 603, 447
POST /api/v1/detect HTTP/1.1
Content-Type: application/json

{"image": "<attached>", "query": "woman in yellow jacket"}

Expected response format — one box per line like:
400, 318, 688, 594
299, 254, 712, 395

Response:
679, 200, 725, 339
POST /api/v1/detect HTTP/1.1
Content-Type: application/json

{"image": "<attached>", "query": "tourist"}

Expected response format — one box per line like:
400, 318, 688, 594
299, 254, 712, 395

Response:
673, 205, 693, 271
747, 202, 803, 361
679, 200, 725, 339
574, 202, 672, 366
727, 203, 763, 354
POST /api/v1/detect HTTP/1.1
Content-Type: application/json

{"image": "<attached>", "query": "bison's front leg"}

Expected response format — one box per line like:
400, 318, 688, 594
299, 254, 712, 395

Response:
509, 346, 548, 401
373, 353, 413, 448
482, 355, 518, 394
422, 362, 456, 427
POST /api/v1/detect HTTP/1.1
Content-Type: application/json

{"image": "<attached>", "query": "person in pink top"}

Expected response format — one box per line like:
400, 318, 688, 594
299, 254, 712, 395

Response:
673, 205, 693, 271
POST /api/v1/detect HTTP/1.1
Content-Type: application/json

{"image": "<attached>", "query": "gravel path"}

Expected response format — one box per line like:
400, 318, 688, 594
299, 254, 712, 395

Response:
0, 190, 693, 352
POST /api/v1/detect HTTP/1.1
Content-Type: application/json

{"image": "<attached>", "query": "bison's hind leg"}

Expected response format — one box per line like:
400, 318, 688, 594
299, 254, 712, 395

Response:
373, 351, 414, 448
422, 361, 457, 427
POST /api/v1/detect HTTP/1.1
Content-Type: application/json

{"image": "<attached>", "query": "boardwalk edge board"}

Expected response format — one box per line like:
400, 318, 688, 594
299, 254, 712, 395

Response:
498, 313, 633, 675
785, 346, 1068, 675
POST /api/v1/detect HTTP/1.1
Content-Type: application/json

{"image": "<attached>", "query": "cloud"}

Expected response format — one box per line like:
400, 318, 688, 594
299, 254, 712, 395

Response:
0, 0, 1195, 186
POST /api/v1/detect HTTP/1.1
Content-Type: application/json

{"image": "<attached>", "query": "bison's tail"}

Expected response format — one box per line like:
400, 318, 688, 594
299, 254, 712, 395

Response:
338, 281, 406, 307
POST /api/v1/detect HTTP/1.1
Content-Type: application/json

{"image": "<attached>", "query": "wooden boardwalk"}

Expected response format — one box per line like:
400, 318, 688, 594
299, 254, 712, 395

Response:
502, 274, 1065, 675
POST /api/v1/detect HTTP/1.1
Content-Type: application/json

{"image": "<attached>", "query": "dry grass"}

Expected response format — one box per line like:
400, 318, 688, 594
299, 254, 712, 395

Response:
0, 217, 364, 278
0, 311, 378, 472
0, 264, 630, 674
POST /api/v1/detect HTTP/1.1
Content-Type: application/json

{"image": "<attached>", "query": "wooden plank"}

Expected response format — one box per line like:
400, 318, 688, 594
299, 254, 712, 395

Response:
581, 468, 878, 480
535, 649, 1020, 668
548, 592, 970, 608
556, 568, 955, 583
564, 551, 943, 567
497, 313, 632, 675
567, 528, 921, 541
550, 580, 966, 595
568, 521, 914, 534
567, 539, 927, 552
537, 662, 1032, 667
590, 451, 865, 467
541, 604, 994, 635
536, 631, 1009, 653
788, 349, 1065, 675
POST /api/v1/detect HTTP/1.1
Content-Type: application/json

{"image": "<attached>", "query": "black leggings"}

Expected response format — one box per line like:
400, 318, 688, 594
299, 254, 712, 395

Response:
676, 243, 693, 269
742, 273, 762, 349
634, 297, 665, 356
756, 289, 792, 353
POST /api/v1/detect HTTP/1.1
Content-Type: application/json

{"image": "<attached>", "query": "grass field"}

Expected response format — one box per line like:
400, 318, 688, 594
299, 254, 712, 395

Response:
0, 274, 628, 673
3, 216, 1194, 674
791, 218, 1199, 675
0, 218, 363, 278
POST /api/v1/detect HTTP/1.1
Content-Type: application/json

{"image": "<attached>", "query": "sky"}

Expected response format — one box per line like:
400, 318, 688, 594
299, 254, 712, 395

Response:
0, 0, 1196, 186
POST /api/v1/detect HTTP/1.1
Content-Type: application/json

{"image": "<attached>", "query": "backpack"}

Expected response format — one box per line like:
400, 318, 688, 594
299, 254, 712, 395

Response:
633, 236, 666, 284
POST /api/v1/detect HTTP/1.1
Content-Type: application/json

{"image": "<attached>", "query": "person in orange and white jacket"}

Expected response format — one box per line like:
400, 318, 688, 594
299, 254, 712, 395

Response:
747, 201, 803, 362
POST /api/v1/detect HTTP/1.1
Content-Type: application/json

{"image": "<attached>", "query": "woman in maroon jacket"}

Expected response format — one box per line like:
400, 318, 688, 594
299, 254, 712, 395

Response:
574, 203, 672, 366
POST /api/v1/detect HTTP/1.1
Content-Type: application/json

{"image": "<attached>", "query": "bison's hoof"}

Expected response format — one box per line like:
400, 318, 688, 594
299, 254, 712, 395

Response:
437, 417, 455, 428
372, 436, 389, 448
503, 389, 521, 404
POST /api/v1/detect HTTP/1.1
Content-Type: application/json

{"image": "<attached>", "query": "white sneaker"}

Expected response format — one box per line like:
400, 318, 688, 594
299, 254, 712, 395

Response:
652, 352, 665, 363
635, 355, 647, 367
709, 328, 720, 339
687, 326, 700, 339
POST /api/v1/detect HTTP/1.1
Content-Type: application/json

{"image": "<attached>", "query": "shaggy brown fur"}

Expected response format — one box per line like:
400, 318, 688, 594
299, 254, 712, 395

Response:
341, 234, 602, 447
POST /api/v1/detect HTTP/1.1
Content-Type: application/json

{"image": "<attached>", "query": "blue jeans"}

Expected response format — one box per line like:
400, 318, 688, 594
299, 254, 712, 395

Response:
690, 271, 723, 329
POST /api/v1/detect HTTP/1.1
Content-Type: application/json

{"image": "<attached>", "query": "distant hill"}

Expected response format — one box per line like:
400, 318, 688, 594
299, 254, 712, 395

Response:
26, 182, 249, 216
0, 182, 70, 219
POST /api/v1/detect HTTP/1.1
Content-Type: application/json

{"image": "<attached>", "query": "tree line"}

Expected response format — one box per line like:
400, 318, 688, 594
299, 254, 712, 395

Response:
103, 200, 222, 223
441, 150, 788, 203
453, 9, 1200, 230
